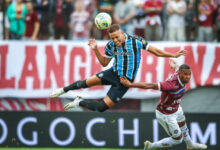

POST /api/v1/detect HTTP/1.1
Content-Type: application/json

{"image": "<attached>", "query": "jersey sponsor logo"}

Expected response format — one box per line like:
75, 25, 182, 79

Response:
166, 107, 173, 111
173, 99, 181, 104
113, 51, 132, 55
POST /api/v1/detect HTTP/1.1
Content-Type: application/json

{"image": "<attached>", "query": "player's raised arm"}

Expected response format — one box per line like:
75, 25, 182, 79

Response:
169, 59, 179, 71
88, 39, 112, 67
120, 77, 159, 90
147, 45, 187, 58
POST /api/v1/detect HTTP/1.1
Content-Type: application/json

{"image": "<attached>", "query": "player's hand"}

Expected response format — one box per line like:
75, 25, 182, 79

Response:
169, 59, 176, 67
120, 77, 132, 87
88, 39, 98, 50
174, 50, 187, 58
169, 59, 179, 71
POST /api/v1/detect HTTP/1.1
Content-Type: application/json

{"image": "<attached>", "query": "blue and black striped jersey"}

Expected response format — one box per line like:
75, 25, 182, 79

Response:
105, 33, 149, 80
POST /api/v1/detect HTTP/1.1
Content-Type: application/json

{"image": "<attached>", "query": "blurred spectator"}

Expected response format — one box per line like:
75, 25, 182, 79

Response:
52, 0, 73, 40
83, 0, 97, 21
98, 0, 114, 16
216, 0, 220, 41
70, 0, 91, 40
7, 0, 28, 40
33, 0, 50, 40
114, 0, 136, 35
185, 0, 196, 41
83, 0, 98, 39
166, 0, 186, 41
98, 0, 115, 40
198, 0, 215, 42
24, 1, 40, 40
132, 0, 146, 38
161, 0, 169, 40
143, 0, 163, 41
0, 0, 11, 40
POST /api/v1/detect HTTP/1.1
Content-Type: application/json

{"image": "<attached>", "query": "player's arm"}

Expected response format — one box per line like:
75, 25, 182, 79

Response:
169, 59, 179, 71
88, 39, 112, 67
147, 45, 187, 58
120, 77, 159, 90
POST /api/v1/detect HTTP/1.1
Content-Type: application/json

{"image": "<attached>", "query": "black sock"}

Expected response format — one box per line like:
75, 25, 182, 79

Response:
63, 80, 88, 92
79, 100, 109, 112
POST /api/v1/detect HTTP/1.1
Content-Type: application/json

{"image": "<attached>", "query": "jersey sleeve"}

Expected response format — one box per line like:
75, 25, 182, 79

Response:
133, 35, 149, 50
141, 38, 149, 50
33, 12, 39, 22
105, 42, 114, 58
158, 80, 175, 92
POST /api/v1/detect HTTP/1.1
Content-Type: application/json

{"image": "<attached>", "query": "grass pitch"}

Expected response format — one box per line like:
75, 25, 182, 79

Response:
0, 148, 141, 150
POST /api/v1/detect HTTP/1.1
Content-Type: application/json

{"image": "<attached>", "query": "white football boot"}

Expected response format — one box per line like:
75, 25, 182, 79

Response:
187, 142, 207, 150
50, 88, 65, 98
64, 96, 83, 111
144, 140, 155, 150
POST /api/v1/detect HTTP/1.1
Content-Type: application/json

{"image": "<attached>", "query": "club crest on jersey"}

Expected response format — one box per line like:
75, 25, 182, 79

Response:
113, 51, 132, 55
174, 85, 179, 89
174, 130, 179, 134
98, 73, 104, 78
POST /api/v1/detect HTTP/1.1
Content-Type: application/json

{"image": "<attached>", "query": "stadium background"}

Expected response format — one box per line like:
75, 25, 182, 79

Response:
0, 0, 220, 150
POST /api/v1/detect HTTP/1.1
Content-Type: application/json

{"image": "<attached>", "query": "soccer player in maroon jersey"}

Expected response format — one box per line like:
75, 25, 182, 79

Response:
120, 59, 207, 150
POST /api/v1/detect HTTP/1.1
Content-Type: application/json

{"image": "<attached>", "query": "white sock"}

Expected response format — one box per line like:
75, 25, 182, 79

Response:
150, 137, 181, 148
180, 124, 193, 146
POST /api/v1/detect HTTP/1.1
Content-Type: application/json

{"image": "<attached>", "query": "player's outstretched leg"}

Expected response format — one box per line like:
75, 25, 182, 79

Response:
187, 143, 207, 150
144, 137, 183, 149
144, 141, 154, 150
178, 121, 207, 150
50, 80, 88, 98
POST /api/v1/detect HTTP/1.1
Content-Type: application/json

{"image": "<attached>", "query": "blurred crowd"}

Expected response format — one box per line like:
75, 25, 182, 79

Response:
0, 0, 219, 42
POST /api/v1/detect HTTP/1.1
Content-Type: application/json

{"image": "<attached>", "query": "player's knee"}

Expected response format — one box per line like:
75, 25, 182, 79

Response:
78, 80, 88, 88
97, 101, 109, 112
172, 135, 183, 145
175, 137, 183, 144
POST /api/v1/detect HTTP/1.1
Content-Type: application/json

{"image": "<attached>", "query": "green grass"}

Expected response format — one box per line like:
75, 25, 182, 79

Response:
0, 148, 141, 150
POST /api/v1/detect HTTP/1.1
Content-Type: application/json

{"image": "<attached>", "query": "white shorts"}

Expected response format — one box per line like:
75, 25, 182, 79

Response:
156, 106, 186, 138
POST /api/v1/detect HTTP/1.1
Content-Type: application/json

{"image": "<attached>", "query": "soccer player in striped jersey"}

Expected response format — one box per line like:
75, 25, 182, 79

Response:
120, 59, 207, 150
50, 24, 186, 112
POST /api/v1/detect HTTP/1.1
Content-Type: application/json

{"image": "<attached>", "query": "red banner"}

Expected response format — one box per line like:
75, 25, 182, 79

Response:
0, 41, 219, 99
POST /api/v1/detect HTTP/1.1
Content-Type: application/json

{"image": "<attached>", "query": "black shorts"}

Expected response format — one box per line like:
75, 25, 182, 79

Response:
96, 68, 130, 103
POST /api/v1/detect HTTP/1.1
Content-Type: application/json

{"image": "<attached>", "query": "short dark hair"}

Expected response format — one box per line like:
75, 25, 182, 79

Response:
108, 24, 120, 33
179, 64, 191, 71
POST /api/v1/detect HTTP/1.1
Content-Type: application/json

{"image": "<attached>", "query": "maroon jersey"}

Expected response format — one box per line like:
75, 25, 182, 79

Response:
25, 11, 39, 37
157, 71, 186, 115
199, 3, 215, 27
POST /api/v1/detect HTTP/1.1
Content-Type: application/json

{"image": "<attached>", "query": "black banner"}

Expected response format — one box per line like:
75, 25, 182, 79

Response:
0, 112, 219, 149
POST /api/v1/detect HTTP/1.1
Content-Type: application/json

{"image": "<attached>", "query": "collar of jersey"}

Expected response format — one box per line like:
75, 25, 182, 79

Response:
177, 75, 184, 87
124, 33, 128, 41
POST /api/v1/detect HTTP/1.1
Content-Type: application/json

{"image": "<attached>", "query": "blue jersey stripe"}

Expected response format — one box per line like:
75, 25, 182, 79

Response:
169, 88, 185, 94
127, 39, 133, 79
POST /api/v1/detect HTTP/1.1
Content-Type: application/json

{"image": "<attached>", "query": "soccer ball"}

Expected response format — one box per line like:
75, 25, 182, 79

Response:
94, 12, 112, 30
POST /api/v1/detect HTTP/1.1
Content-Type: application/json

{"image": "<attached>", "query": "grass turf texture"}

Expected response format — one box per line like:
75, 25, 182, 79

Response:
0, 147, 140, 150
